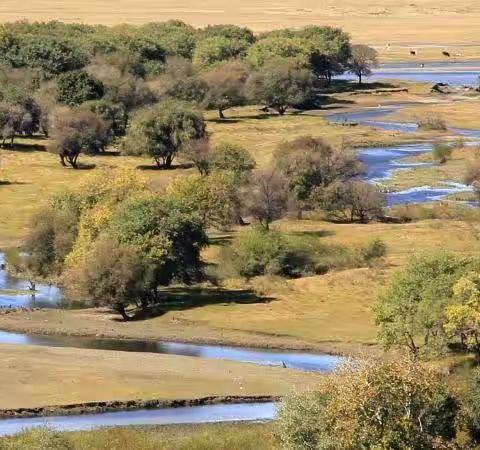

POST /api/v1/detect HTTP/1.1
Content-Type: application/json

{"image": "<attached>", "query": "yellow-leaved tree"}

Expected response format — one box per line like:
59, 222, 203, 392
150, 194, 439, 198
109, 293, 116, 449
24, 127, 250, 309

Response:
444, 272, 480, 359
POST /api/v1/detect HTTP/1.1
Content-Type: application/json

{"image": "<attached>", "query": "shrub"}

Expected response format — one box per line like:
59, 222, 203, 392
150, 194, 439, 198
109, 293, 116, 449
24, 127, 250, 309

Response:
416, 114, 447, 131
360, 238, 387, 262
432, 142, 453, 164
0, 426, 74, 450
390, 202, 480, 222
222, 229, 364, 279
277, 357, 459, 449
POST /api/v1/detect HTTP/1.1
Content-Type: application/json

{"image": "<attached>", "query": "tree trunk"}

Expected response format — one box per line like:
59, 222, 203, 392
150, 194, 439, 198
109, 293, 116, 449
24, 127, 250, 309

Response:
164, 153, 174, 168
116, 303, 133, 321
60, 155, 66, 167
358, 73, 362, 85
218, 109, 225, 119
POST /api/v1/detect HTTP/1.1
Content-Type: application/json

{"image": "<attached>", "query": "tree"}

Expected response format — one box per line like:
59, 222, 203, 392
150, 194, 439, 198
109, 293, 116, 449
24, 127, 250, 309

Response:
210, 142, 255, 182
182, 140, 255, 181
275, 136, 361, 215
349, 44, 378, 84
246, 59, 315, 115
165, 172, 240, 228
299, 26, 351, 85
444, 272, 480, 359
148, 57, 207, 104
193, 36, 249, 67
244, 168, 288, 230
198, 24, 256, 45
62, 236, 146, 320
246, 36, 312, 68
56, 70, 104, 106
375, 253, 471, 356
320, 180, 385, 222
108, 196, 208, 294
49, 107, 109, 168
24, 192, 80, 276
277, 357, 459, 449
202, 61, 249, 118
14, 35, 89, 75
140, 21, 197, 58
0, 98, 41, 146
83, 99, 128, 138
123, 99, 206, 168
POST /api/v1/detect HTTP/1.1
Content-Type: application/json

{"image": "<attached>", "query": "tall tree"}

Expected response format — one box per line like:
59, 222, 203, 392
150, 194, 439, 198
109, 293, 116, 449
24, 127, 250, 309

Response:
246, 59, 314, 115
349, 44, 378, 84
123, 99, 206, 168
202, 61, 249, 119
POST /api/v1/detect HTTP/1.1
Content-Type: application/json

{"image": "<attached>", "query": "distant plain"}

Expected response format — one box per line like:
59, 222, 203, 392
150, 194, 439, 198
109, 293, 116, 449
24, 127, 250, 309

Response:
2, 1, 480, 60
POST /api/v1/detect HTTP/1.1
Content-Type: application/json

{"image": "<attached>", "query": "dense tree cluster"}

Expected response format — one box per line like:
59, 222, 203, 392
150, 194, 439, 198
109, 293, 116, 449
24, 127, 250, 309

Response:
0, 20, 378, 164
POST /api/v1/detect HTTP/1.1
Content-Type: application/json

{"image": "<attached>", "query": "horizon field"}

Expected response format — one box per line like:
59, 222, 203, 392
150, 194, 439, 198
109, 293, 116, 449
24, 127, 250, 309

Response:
1, 1, 479, 46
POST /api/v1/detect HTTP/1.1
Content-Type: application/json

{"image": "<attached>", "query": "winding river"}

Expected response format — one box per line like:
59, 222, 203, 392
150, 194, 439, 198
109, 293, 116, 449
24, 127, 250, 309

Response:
0, 64, 479, 435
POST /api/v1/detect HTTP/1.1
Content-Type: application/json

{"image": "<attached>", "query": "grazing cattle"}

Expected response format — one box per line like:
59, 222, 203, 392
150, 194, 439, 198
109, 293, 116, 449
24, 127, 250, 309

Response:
442, 51, 451, 57
410, 50, 417, 56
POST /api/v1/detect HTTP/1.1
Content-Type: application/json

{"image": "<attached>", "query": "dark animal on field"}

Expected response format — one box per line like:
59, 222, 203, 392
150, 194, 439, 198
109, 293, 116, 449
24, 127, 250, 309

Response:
410, 50, 417, 56
442, 51, 451, 57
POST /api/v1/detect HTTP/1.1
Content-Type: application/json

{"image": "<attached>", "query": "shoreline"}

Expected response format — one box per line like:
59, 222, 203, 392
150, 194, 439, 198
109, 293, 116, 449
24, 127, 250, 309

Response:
0, 395, 279, 420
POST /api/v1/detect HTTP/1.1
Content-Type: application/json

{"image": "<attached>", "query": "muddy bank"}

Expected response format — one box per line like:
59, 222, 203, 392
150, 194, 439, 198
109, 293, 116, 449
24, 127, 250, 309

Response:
0, 395, 279, 419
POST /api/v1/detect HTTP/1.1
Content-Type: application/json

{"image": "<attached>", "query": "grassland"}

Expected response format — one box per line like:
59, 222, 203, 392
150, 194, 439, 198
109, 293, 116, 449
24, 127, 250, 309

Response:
1, 84, 479, 410
0, 102, 423, 249
0, 343, 322, 409
1, 422, 279, 450
3, 1, 480, 62
2, 218, 480, 355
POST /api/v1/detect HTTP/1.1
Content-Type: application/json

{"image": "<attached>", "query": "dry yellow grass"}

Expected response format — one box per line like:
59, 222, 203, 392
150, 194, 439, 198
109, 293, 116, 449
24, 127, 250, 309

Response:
0, 106, 415, 249
2, 0, 480, 61
0, 343, 322, 409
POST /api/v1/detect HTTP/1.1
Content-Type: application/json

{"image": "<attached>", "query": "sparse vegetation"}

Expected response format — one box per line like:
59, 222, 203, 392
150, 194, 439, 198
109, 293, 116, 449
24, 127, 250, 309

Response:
417, 114, 447, 131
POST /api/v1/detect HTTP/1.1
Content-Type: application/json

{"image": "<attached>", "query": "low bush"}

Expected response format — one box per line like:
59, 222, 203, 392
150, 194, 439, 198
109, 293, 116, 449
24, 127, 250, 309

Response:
390, 202, 480, 222
360, 238, 387, 262
277, 357, 459, 449
221, 229, 386, 279
416, 114, 447, 131
432, 142, 453, 164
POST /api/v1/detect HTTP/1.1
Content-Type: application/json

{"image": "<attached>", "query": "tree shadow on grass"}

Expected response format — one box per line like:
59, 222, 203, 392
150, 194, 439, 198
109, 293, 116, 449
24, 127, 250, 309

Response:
0, 180, 31, 186
74, 163, 96, 170
136, 162, 194, 171
288, 230, 336, 238
3, 143, 47, 152
208, 118, 242, 124
112, 286, 276, 322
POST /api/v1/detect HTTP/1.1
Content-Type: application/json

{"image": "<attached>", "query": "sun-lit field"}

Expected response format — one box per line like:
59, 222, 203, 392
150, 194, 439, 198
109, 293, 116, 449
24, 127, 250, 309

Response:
0, 343, 323, 409
0, 101, 426, 249
3, 0, 480, 61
